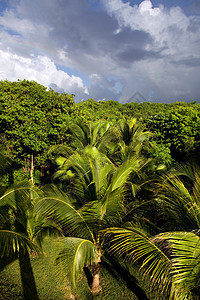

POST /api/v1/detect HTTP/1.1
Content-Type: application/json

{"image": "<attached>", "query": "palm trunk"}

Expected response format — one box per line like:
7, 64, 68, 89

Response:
91, 256, 101, 294
19, 244, 39, 300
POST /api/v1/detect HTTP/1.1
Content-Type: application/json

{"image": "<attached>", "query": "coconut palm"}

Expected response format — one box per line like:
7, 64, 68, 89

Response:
36, 145, 143, 293
0, 182, 61, 300
48, 120, 114, 185
68, 120, 112, 153
55, 119, 154, 204
110, 118, 151, 165
105, 163, 200, 299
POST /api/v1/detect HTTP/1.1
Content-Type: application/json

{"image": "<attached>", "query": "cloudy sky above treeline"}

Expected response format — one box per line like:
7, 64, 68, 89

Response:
0, 0, 200, 102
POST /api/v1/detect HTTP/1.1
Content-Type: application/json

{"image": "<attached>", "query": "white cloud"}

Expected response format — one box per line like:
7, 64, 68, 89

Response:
103, 0, 200, 101
0, 49, 88, 96
104, 0, 193, 52
0, 10, 35, 35
0, 9, 52, 39
139, 0, 160, 15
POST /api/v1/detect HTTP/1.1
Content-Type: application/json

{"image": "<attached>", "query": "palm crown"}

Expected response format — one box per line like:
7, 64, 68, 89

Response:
36, 145, 143, 293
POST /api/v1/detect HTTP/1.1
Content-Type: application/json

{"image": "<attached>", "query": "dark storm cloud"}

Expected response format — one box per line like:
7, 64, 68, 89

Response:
107, 27, 158, 65
16, 0, 118, 49
171, 57, 200, 67
116, 47, 161, 64
13, 0, 156, 71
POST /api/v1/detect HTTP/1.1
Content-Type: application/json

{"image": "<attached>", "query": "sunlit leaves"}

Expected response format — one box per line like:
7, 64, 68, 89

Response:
105, 225, 173, 295
0, 230, 39, 258
0, 79, 75, 183
157, 232, 200, 300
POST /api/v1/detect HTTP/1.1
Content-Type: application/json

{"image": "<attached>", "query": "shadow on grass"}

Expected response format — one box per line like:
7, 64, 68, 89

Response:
0, 253, 18, 272
103, 253, 149, 300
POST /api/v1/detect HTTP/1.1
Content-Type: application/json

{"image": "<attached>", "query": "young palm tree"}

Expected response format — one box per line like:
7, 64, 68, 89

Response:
110, 118, 151, 165
68, 120, 112, 153
105, 163, 200, 299
48, 120, 114, 185
36, 146, 143, 293
0, 182, 61, 300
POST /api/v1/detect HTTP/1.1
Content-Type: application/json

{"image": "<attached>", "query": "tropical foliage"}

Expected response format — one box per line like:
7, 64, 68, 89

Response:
106, 163, 200, 299
0, 79, 200, 299
36, 145, 144, 293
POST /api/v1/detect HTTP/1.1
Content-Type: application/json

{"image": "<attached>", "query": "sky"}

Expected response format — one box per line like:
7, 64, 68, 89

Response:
0, 0, 200, 103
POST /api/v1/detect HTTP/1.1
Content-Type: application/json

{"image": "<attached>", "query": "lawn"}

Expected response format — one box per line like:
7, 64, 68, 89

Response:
0, 237, 139, 300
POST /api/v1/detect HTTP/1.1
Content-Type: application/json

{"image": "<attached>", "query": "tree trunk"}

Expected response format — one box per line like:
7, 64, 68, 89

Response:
18, 244, 39, 300
30, 154, 34, 184
91, 256, 102, 294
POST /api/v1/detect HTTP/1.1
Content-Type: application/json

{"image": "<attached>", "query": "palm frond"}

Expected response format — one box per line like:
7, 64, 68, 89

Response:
48, 144, 73, 158
0, 182, 40, 211
192, 171, 200, 207
159, 231, 200, 300
0, 230, 39, 257
27, 215, 63, 247
55, 237, 98, 287
172, 163, 195, 180
111, 156, 142, 191
157, 171, 200, 230
36, 185, 95, 241
105, 225, 173, 295
80, 188, 123, 229
68, 121, 89, 148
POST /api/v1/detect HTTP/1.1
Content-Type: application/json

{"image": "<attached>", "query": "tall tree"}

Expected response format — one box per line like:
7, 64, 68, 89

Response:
0, 79, 75, 184
144, 103, 200, 161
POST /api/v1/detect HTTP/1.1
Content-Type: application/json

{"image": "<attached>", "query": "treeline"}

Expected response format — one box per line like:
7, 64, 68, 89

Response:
0, 79, 199, 186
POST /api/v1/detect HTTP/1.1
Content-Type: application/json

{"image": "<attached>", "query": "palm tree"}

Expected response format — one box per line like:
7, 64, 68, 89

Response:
0, 182, 61, 300
110, 118, 151, 165
105, 163, 200, 299
36, 146, 143, 293
48, 120, 114, 186
67, 120, 112, 153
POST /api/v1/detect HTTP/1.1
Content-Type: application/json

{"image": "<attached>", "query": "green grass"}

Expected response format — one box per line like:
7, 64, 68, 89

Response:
0, 237, 138, 300
73, 264, 138, 300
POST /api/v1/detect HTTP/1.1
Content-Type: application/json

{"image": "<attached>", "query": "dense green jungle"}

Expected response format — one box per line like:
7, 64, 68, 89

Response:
1, 79, 200, 300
